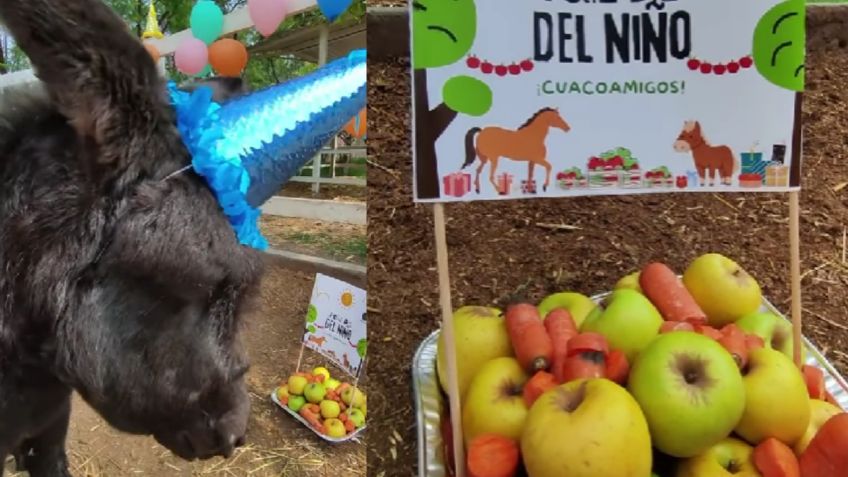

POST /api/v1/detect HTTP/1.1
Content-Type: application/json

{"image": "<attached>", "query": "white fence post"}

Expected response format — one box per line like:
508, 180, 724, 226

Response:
311, 24, 330, 195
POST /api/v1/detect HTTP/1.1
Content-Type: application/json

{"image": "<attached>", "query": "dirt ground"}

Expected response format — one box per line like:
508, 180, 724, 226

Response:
260, 216, 367, 266
367, 10, 848, 477
6, 265, 366, 477
278, 182, 367, 203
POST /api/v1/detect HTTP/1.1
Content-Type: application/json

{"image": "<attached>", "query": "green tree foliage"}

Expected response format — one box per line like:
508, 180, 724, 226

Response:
0, 0, 364, 91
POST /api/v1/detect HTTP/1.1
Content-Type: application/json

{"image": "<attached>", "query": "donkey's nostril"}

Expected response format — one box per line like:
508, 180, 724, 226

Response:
235, 435, 246, 447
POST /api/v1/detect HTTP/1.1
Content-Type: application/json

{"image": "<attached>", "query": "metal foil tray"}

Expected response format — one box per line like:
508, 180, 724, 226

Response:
412, 294, 848, 477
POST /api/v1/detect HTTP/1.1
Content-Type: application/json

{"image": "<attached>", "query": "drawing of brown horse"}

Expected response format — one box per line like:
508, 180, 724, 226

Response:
673, 120, 738, 186
462, 107, 571, 194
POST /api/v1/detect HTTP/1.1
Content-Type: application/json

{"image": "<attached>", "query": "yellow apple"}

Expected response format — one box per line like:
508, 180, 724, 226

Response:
537, 292, 597, 328
676, 437, 759, 477
312, 366, 331, 381
436, 306, 513, 399
735, 347, 810, 446
614, 271, 642, 293
794, 399, 843, 455
521, 378, 652, 477
324, 418, 346, 438
320, 399, 341, 419
462, 357, 529, 445
287, 375, 308, 395
682, 253, 762, 327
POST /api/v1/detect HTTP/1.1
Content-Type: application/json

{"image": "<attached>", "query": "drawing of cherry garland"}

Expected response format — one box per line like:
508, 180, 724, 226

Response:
686, 54, 754, 75
466, 55, 535, 77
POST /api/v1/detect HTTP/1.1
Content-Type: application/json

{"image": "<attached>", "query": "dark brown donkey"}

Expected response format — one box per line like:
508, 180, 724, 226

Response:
673, 120, 738, 186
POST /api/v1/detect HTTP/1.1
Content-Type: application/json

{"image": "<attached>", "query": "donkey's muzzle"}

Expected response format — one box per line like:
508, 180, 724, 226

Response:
156, 398, 250, 460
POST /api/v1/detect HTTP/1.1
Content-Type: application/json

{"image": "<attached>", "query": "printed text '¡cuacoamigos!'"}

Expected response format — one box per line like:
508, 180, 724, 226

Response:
538, 80, 685, 95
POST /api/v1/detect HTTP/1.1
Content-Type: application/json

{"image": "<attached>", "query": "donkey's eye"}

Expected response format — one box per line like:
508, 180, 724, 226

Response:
229, 364, 250, 382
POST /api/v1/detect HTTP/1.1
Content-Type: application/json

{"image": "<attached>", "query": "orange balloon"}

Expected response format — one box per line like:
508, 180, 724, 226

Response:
344, 109, 366, 138
209, 38, 248, 77
143, 42, 160, 63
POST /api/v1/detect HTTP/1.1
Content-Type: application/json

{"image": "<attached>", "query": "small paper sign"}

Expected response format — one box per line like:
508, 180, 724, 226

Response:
303, 274, 367, 377
410, 0, 805, 202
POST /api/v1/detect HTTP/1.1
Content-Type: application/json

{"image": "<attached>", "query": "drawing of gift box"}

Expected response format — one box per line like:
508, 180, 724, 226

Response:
741, 152, 765, 174
765, 163, 789, 187
521, 179, 537, 194
442, 172, 472, 197
686, 170, 700, 187
496, 173, 513, 195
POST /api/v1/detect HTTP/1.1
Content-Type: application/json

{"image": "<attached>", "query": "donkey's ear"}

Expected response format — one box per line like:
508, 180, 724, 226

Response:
0, 0, 165, 166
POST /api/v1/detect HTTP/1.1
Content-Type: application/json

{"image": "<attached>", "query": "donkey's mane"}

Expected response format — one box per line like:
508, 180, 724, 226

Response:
518, 107, 557, 130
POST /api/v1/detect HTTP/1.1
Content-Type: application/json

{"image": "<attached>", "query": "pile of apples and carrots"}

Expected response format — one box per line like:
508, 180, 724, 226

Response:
435, 253, 848, 477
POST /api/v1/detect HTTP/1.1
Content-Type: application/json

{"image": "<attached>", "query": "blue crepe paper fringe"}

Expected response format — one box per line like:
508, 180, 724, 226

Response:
168, 82, 268, 251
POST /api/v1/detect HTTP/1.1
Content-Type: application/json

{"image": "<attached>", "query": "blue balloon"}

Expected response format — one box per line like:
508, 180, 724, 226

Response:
190, 0, 224, 45
317, 0, 353, 22
167, 49, 367, 250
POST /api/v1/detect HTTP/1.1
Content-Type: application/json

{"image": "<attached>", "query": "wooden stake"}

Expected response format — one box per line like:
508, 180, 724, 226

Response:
789, 191, 803, 367
433, 203, 466, 477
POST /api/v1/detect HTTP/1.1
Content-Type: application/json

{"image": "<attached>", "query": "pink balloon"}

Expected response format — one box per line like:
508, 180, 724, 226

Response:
249, 0, 287, 38
175, 37, 209, 75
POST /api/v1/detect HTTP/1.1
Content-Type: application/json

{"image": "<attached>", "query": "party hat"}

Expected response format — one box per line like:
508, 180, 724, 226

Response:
168, 49, 367, 250
142, 2, 164, 40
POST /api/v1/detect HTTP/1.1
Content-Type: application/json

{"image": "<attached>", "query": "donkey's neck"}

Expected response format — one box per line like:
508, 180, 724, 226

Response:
688, 136, 708, 152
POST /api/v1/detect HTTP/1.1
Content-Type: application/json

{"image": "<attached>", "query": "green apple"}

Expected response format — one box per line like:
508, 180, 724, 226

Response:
537, 292, 597, 328
312, 366, 331, 381
348, 408, 366, 428
675, 437, 758, 477
682, 253, 762, 327
580, 289, 663, 362
735, 347, 810, 446
324, 418, 346, 438
462, 357, 529, 445
319, 399, 341, 419
628, 331, 745, 458
615, 271, 642, 293
795, 399, 843, 455
287, 394, 306, 413
325, 377, 341, 391
287, 375, 308, 395
736, 312, 805, 362
341, 386, 365, 408
436, 306, 513, 399
521, 379, 652, 477
304, 382, 326, 404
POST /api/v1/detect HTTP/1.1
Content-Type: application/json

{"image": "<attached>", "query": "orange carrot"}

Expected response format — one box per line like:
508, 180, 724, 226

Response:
605, 349, 630, 385
505, 303, 553, 373
718, 324, 749, 369
746, 334, 765, 351
467, 434, 520, 477
802, 365, 826, 400
523, 370, 558, 407
799, 413, 848, 477
754, 438, 800, 477
694, 323, 724, 341
339, 412, 349, 422
544, 309, 577, 377
660, 321, 695, 334
344, 419, 356, 433
566, 333, 609, 357
639, 262, 707, 323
